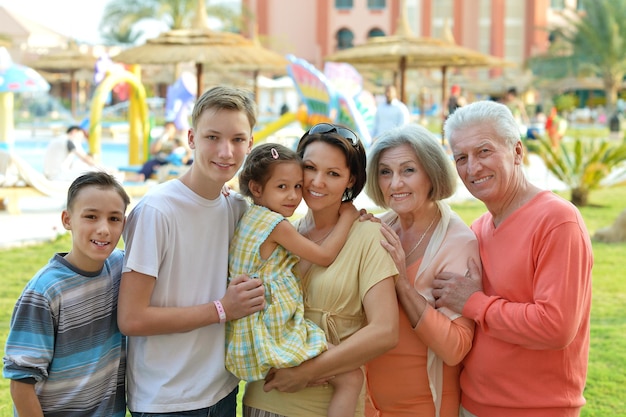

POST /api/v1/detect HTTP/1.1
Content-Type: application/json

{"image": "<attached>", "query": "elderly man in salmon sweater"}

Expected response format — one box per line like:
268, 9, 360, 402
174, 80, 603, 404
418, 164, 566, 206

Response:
433, 100, 593, 417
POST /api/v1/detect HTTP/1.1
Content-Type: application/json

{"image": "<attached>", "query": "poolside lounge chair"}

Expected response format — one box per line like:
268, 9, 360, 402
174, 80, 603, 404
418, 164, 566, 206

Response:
0, 150, 157, 214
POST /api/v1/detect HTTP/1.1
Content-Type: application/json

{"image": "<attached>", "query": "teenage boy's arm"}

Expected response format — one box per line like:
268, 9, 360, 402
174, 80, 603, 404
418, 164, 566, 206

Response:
10, 380, 44, 417
118, 271, 265, 336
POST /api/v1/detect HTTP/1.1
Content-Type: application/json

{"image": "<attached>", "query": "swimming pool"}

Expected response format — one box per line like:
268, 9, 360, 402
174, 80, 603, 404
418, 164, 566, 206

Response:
13, 139, 132, 173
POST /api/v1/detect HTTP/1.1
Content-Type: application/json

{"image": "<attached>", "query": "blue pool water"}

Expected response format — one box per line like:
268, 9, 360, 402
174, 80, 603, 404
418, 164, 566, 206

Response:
12, 139, 132, 173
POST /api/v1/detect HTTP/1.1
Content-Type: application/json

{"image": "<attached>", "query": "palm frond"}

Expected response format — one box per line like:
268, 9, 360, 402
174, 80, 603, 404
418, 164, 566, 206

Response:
99, 0, 242, 43
538, 135, 626, 205
531, 0, 626, 111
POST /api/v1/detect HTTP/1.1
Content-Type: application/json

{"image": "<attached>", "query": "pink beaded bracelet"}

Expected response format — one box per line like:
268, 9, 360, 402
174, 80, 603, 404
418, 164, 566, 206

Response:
213, 300, 226, 324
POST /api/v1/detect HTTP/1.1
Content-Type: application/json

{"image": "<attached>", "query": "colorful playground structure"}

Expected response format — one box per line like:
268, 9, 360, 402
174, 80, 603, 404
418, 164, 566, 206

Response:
255, 54, 375, 148
86, 55, 375, 166
87, 65, 150, 165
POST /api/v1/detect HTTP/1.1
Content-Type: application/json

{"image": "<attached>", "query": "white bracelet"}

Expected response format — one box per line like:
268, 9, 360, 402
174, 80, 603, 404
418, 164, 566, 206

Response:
213, 300, 226, 324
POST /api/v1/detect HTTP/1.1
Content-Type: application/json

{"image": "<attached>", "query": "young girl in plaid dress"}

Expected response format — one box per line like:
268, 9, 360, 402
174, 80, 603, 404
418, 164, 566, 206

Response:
226, 143, 363, 417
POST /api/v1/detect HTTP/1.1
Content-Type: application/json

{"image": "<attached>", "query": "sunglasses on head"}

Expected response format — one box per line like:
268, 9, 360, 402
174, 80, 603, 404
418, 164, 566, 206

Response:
307, 123, 360, 147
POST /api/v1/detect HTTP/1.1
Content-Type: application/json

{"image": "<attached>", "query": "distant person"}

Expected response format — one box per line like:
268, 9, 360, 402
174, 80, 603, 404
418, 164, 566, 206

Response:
499, 87, 529, 130
526, 104, 547, 140
447, 84, 467, 117
434, 100, 593, 417
129, 121, 192, 182
43, 125, 101, 181
149, 121, 178, 158
3, 171, 131, 417
227, 142, 362, 417
372, 85, 411, 139
545, 107, 568, 148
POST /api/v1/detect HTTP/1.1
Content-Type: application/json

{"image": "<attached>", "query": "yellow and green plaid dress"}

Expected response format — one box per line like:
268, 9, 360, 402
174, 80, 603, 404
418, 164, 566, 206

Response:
226, 204, 327, 381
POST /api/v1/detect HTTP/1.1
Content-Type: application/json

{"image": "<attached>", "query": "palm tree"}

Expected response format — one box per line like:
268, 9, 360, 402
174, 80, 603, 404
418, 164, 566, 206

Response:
101, 25, 145, 46
538, 136, 626, 206
99, 0, 240, 45
529, 0, 626, 115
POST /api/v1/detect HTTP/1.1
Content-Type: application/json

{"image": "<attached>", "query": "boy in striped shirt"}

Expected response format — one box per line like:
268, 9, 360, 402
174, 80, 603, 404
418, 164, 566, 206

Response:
3, 171, 130, 417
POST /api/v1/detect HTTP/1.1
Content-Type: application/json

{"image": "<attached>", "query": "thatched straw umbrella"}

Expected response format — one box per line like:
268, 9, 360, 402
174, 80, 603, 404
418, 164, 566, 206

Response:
113, 0, 287, 99
325, 0, 513, 135
28, 42, 97, 117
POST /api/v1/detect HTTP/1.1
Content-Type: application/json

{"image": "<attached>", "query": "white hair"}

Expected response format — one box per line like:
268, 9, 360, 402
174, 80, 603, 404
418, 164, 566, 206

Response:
444, 100, 521, 148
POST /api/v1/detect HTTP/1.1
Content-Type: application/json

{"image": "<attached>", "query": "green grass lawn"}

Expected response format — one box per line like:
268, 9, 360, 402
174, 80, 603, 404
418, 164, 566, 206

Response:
0, 186, 625, 416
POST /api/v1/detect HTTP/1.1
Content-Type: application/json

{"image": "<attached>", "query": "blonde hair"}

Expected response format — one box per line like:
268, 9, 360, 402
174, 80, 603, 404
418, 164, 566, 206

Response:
366, 124, 456, 208
191, 86, 257, 130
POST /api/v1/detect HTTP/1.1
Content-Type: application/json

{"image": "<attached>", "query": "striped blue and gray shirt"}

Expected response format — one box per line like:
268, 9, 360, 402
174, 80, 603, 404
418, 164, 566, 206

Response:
3, 251, 126, 417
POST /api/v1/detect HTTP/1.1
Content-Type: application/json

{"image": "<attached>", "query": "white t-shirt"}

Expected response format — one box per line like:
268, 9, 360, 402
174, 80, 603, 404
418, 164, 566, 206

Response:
122, 179, 248, 413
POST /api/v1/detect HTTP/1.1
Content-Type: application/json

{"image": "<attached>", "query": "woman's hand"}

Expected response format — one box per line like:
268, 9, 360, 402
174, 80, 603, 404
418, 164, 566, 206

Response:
380, 222, 431, 323
379, 222, 408, 281
358, 208, 381, 223
263, 365, 313, 393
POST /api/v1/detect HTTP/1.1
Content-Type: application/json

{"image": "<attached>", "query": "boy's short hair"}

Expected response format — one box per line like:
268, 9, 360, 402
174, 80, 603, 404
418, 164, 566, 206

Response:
191, 86, 257, 131
66, 171, 131, 211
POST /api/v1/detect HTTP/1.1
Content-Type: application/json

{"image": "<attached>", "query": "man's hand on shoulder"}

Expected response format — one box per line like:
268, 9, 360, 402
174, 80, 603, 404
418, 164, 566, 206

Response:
432, 258, 482, 313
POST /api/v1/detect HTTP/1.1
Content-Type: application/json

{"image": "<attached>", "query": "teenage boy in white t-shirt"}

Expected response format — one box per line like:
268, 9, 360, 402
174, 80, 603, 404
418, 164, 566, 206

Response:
119, 86, 266, 417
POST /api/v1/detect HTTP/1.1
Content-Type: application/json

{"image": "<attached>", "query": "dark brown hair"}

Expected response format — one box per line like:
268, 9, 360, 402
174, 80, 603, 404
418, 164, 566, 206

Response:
238, 143, 301, 198
66, 171, 130, 211
296, 126, 366, 202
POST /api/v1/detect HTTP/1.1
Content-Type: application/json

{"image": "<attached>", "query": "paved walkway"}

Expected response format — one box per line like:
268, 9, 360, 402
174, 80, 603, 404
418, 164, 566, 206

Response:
0, 194, 146, 249
0, 195, 66, 249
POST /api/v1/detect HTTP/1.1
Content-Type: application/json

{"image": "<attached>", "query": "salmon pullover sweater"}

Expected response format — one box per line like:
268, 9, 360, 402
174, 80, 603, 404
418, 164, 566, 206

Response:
461, 191, 593, 417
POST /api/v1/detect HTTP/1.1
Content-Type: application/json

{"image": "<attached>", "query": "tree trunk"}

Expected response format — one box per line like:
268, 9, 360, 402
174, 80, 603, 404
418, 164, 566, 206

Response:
571, 187, 589, 207
604, 74, 623, 116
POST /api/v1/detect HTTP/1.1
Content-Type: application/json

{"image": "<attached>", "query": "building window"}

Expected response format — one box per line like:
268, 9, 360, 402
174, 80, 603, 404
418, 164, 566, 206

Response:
576, 0, 585, 10
368, 28, 386, 38
368, 0, 386, 9
550, 0, 565, 9
336, 0, 353, 10
337, 28, 354, 49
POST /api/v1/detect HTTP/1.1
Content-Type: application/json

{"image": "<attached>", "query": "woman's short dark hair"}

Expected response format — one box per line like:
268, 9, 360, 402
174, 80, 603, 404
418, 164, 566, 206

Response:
366, 124, 456, 208
296, 126, 366, 202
